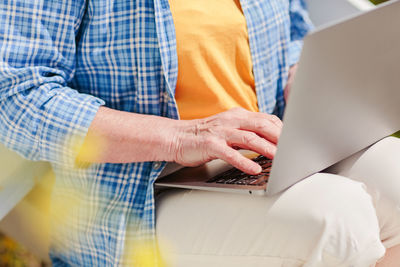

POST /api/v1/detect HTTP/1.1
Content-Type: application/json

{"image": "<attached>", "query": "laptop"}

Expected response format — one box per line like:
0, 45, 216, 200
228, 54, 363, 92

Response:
155, 0, 400, 196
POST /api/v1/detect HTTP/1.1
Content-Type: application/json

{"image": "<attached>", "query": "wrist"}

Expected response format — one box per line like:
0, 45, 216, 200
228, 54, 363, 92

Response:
159, 118, 203, 163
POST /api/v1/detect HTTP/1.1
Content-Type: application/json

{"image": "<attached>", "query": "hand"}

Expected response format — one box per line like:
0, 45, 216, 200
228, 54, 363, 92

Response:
284, 64, 298, 102
80, 107, 282, 175
170, 107, 282, 175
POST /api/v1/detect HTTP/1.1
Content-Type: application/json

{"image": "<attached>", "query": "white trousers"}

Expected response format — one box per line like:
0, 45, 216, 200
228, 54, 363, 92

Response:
155, 137, 400, 267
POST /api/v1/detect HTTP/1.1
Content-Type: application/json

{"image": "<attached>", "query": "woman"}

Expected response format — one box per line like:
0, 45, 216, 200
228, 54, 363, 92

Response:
0, 0, 399, 266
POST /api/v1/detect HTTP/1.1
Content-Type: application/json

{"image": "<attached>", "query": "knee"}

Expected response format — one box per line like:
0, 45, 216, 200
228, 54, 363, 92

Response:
350, 136, 400, 205
269, 173, 385, 265
295, 174, 376, 224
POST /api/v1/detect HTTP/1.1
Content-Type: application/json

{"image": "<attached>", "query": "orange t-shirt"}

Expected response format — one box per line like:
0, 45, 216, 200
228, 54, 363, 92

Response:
169, 0, 258, 120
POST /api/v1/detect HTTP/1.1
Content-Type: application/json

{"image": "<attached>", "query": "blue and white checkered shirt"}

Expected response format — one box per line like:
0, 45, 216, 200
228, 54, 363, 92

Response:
0, 0, 312, 265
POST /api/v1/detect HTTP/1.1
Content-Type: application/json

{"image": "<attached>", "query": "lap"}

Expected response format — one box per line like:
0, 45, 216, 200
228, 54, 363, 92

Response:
156, 136, 400, 266
156, 174, 385, 266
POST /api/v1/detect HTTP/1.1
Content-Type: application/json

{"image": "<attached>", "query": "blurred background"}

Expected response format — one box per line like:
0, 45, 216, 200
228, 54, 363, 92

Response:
0, 0, 390, 266
370, 0, 388, 3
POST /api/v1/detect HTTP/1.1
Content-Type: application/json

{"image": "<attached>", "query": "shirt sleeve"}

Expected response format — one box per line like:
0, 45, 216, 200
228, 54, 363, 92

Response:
0, 1, 105, 167
288, 0, 314, 66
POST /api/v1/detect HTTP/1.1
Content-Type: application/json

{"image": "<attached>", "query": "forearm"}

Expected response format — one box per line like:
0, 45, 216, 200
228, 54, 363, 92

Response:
77, 107, 186, 163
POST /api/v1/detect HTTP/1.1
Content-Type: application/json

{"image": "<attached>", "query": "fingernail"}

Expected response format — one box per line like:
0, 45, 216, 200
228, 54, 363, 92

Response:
253, 164, 262, 174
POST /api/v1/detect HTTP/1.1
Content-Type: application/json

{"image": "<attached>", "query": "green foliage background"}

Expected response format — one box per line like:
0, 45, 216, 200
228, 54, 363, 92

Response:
370, 0, 389, 4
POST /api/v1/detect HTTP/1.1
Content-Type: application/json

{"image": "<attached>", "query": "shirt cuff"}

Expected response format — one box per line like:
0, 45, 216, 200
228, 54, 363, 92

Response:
37, 88, 105, 167
288, 40, 304, 66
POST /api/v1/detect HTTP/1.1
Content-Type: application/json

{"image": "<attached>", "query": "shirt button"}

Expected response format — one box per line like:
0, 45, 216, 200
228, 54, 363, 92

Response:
153, 162, 162, 170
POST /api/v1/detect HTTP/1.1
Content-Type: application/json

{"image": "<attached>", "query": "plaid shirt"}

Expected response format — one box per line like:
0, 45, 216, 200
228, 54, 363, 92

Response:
0, 0, 312, 266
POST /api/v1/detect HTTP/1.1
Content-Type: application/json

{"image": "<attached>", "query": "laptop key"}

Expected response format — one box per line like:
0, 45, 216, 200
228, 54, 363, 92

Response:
255, 176, 269, 185
206, 156, 272, 185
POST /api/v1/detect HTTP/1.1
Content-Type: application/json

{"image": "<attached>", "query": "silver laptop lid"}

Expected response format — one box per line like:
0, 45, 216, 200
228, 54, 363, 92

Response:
267, 0, 400, 195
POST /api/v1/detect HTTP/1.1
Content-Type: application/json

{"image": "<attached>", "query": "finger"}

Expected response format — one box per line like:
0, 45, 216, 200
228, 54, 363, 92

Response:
256, 113, 283, 128
221, 107, 283, 130
213, 144, 262, 175
226, 129, 277, 159
238, 116, 282, 144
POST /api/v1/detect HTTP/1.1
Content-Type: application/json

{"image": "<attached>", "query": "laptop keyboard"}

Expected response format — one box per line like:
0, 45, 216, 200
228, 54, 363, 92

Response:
206, 155, 272, 186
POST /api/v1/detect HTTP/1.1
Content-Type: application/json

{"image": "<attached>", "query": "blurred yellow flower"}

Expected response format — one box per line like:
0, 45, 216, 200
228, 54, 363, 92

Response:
70, 133, 106, 168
